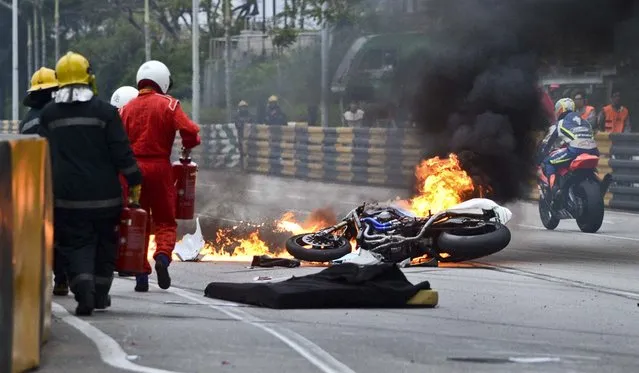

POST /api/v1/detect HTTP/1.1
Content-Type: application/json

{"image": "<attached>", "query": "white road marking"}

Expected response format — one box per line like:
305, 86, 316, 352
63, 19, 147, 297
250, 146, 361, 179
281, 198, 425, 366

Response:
51, 302, 188, 373
163, 285, 357, 373
517, 223, 639, 242
508, 357, 561, 364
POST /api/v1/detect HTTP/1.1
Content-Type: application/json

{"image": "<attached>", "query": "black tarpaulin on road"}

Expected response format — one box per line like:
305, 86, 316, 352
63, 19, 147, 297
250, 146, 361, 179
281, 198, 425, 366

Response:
203, 263, 431, 309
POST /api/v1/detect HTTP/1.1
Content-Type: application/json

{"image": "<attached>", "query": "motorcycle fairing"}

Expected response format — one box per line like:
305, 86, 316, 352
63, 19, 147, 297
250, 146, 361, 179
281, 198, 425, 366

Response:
331, 248, 383, 265
444, 198, 513, 225
569, 153, 599, 171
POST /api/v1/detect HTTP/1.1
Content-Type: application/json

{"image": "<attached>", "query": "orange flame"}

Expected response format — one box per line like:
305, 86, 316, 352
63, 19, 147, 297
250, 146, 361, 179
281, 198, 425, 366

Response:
406, 153, 475, 217
152, 153, 477, 263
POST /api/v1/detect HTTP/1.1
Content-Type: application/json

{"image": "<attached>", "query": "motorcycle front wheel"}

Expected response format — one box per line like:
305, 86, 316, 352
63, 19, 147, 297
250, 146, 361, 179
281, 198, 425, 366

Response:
285, 233, 352, 262
435, 222, 511, 262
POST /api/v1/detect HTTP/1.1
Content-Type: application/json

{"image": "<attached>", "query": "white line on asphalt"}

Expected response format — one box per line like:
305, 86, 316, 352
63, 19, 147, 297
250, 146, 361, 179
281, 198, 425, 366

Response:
51, 302, 188, 373
517, 223, 639, 242
164, 285, 357, 373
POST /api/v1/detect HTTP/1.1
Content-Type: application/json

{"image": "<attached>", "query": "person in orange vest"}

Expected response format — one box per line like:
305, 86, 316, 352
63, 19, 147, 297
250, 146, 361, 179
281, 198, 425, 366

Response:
573, 91, 596, 127
597, 90, 631, 133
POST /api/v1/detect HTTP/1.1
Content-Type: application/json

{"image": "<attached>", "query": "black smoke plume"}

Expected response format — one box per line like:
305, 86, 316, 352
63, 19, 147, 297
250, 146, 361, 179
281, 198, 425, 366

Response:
412, 0, 635, 203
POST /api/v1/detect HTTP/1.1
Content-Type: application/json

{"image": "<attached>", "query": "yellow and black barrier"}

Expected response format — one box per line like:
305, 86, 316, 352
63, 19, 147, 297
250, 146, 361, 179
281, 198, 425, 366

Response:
0, 134, 54, 373
242, 124, 424, 188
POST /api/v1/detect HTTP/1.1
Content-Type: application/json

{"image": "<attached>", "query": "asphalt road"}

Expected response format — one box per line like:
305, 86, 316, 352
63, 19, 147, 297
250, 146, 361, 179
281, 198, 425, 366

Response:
39, 172, 639, 373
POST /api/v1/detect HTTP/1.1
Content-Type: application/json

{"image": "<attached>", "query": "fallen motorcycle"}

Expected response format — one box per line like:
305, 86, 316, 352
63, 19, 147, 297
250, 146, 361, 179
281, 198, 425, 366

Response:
285, 198, 512, 264
537, 153, 612, 233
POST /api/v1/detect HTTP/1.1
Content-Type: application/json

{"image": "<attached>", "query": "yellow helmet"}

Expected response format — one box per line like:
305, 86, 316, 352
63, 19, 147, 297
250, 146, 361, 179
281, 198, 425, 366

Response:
268, 95, 278, 103
55, 51, 95, 88
27, 67, 59, 92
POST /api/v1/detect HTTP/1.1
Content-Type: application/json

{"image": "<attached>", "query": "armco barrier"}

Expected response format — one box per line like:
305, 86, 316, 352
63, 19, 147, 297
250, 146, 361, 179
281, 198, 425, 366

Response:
241, 124, 423, 187
172, 123, 241, 168
0, 120, 20, 134
0, 134, 53, 373
609, 133, 639, 211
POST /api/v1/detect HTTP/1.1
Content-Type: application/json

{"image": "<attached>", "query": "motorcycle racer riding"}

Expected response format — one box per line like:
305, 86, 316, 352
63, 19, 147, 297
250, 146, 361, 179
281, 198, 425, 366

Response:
538, 97, 600, 201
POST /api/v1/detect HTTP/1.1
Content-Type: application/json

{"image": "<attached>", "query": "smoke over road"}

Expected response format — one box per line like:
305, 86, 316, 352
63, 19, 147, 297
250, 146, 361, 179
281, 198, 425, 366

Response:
412, 0, 634, 203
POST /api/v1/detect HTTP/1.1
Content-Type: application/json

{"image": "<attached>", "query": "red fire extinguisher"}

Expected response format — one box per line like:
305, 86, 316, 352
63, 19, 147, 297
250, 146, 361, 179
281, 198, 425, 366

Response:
116, 204, 148, 274
173, 147, 198, 220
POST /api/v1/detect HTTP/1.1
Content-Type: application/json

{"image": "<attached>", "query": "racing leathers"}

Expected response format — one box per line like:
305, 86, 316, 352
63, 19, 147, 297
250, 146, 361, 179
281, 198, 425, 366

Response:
539, 111, 600, 197
119, 88, 201, 290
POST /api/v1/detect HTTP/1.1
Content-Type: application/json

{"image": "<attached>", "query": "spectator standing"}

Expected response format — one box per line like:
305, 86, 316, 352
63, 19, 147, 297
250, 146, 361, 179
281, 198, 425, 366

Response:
264, 95, 288, 126
573, 91, 596, 126
598, 90, 631, 133
343, 101, 365, 127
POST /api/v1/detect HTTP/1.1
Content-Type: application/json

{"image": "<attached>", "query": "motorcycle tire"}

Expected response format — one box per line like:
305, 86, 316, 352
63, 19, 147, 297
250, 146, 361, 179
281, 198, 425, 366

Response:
285, 234, 352, 262
575, 179, 604, 233
435, 223, 511, 263
539, 192, 560, 230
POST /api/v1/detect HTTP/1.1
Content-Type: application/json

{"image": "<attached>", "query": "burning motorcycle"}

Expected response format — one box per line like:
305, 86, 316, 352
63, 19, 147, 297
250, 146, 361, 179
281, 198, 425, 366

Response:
284, 198, 512, 264
536, 153, 612, 233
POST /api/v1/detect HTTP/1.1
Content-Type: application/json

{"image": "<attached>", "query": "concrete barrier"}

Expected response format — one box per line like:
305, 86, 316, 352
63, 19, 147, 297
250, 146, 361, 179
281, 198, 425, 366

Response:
0, 134, 54, 373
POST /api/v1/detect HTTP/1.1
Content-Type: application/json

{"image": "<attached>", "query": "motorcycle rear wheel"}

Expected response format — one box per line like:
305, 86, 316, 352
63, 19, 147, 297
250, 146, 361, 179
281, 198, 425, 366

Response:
285, 233, 352, 262
435, 223, 511, 262
575, 179, 604, 233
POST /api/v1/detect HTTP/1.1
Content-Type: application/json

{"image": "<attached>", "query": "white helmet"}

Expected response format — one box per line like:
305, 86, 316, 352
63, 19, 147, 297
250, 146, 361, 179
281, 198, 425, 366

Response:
136, 60, 172, 94
554, 97, 575, 118
110, 86, 139, 108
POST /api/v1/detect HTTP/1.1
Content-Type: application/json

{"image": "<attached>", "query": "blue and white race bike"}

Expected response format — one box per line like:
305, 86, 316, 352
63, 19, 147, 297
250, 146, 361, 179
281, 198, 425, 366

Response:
285, 198, 513, 264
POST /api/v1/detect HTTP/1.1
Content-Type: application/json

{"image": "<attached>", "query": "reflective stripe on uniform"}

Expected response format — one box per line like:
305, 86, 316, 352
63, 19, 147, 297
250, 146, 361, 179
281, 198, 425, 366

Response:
21, 117, 40, 133
55, 197, 122, 209
70, 273, 94, 288
120, 163, 140, 176
49, 117, 106, 130
95, 275, 113, 285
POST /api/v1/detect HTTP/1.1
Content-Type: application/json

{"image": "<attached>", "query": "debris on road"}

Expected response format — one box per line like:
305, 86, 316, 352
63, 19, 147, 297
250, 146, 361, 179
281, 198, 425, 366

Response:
250, 254, 300, 268
204, 263, 438, 309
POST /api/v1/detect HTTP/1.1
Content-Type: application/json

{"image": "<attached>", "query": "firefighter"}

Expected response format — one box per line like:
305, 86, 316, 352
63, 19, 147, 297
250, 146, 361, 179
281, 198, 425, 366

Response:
38, 51, 143, 316
110, 86, 139, 109
119, 60, 201, 292
20, 67, 69, 296
20, 67, 59, 134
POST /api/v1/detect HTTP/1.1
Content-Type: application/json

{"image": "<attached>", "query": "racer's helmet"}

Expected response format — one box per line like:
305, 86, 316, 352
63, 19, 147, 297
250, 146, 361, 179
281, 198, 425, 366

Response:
110, 86, 139, 108
136, 60, 173, 94
554, 98, 575, 118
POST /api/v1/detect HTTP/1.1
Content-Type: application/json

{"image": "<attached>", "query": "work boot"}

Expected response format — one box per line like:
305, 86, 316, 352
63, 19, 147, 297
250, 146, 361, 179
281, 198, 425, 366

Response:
73, 284, 95, 317
53, 281, 69, 296
95, 295, 111, 310
154, 254, 172, 290
135, 274, 149, 292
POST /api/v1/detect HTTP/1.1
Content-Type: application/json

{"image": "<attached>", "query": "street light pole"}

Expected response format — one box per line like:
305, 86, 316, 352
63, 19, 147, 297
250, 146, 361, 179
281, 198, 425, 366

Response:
12, 0, 19, 120
320, 1, 329, 127
34, 0, 39, 68
224, 0, 232, 122
192, 0, 200, 123
144, 0, 150, 60
54, 0, 59, 61
41, 11, 46, 65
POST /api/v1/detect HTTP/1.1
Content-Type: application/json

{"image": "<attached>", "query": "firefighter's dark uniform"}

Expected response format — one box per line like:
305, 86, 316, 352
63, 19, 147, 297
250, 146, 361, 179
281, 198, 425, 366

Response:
19, 67, 71, 296
39, 52, 142, 316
